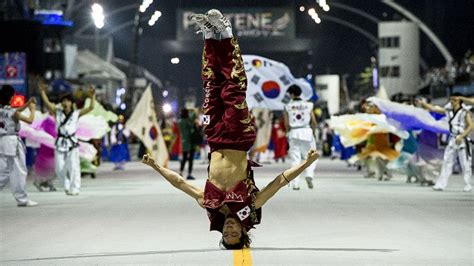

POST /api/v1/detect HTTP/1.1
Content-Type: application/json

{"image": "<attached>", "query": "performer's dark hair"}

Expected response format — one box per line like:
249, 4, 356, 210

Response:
451, 92, 463, 97
220, 230, 251, 250
59, 92, 74, 103
287, 85, 302, 96
180, 108, 189, 119
0, 85, 15, 105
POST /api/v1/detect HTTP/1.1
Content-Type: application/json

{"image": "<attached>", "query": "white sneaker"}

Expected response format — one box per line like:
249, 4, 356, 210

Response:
206, 9, 233, 38
17, 200, 39, 207
463, 185, 472, 192
432, 186, 444, 191
190, 13, 215, 39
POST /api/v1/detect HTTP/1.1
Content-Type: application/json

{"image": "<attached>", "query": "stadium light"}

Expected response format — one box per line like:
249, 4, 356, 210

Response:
91, 3, 104, 29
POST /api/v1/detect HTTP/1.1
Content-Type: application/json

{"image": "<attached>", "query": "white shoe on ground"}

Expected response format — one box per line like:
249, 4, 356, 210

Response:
432, 186, 444, 191
463, 185, 472, 192
17, 200, 39, 207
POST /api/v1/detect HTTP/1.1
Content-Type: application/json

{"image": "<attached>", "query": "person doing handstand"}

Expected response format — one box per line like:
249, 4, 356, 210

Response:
142, 9, 319, 249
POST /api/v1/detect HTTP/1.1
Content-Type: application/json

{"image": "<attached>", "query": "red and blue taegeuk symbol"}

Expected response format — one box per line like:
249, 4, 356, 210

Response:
149, 126, 158, 140
252, 59, 262, 68
261, 81, 280, 99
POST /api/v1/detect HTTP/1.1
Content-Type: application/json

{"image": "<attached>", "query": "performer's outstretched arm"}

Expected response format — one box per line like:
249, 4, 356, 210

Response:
416, 99, 445, 114
456, 112, 474, 145
458, 96, 474, 105
14, 98, 36, 124
39, 80, 56, 114
255, 150, 319, 208
142, 154, 204, 207
79, 86, 96, 117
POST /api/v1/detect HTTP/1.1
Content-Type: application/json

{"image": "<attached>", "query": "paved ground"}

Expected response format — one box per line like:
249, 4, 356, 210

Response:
0, 158, 472, 265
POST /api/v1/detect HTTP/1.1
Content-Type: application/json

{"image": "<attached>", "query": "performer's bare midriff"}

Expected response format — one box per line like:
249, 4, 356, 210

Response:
208, 149, 247, 190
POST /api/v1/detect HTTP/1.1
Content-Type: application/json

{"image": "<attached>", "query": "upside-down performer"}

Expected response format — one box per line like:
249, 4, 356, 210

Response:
142, 9, 319, 249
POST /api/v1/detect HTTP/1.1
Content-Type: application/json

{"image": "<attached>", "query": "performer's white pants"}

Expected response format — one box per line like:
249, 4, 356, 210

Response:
435, 138, 472, 189
288, 137, 317, 189
0, 143, 29, 204
55, 148, 81, 193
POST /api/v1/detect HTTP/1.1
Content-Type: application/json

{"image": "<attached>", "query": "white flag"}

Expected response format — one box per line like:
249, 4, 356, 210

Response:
251, 108, 273, 153
126, 85, 169, 167
243, 55, 313, 111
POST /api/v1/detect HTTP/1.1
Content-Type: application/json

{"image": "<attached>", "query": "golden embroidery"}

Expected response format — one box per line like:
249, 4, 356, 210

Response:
240, 115, 252, 124
243, 125, 255, 132
230, 38, 246, 91
234, 101, 247, 110
201, 49, 214, 79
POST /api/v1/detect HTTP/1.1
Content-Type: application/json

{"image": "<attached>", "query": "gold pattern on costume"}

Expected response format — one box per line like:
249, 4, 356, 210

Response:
230, 38, 246, 90
240, 114, 252, 124
201, 49, 214, 79
243, 125, 255, 132
234, 101, 247, 109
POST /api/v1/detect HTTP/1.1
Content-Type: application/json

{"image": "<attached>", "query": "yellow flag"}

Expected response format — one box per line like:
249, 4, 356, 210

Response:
125, 85, 169, 167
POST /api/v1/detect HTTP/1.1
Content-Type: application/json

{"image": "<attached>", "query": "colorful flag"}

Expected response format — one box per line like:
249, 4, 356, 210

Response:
251, 108, 273, 153
126, 85, 169, 167
243, 55, 313, 110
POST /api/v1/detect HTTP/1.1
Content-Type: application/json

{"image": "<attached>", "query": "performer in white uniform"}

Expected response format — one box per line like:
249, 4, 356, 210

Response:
418, 93, 473, 192
0, 85, 38, 206
284, 85, 318, 190
39, 82, 96, 196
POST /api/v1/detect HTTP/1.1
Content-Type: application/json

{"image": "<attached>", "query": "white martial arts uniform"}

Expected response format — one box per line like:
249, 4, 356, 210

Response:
0, 105, 30, 204
285, 99, 317, 189
54, 107, 81, 194
434, 104, 472, 190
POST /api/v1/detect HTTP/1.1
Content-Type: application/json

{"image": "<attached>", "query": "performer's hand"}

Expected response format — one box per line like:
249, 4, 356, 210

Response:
87, 86, 96, 97
306, 149, 320, 162
455, 135, 463, 145
28, 98, 36, 111
142, 154, 156, 167
38, 80, 47, 93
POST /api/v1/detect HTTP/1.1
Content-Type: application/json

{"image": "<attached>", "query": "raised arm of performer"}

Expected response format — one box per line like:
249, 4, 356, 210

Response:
416, 99, 446, 114
79, 85, 96, 117
456, 96, 474, 105
142, 154, 204, 207
38, 80, 56, 115
255, 149, 319, 208
14, 98, 36, 124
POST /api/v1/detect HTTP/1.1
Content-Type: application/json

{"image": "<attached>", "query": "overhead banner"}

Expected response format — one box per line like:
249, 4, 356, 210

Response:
177, 8, 295, 41
0, 52, 27, 95
243, 55, 314, 111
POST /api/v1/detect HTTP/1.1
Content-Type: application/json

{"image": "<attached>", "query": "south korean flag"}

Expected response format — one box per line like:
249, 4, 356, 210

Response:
236, 206, 251, 221
243, 55, 314, 111
201, 114, 210, 125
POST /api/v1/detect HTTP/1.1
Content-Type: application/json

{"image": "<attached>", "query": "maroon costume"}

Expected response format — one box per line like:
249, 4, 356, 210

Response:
201, 38, 256, 152
201, 37, 260, 232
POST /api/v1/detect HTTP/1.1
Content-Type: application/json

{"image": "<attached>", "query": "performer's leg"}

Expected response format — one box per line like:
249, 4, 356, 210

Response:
211, 37, 256, 151
68, 148, 81, 194
289, 138, 302, 189
11, 147, 28, 204
434, 144, 455, 189
457, 147, 472, 190
201, 39, 226, 151
303, 138, 317, 180
180, 151, 189, 174
55, 151, 69, 191
188, 148, 195, 175
0, 155, 11, 190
